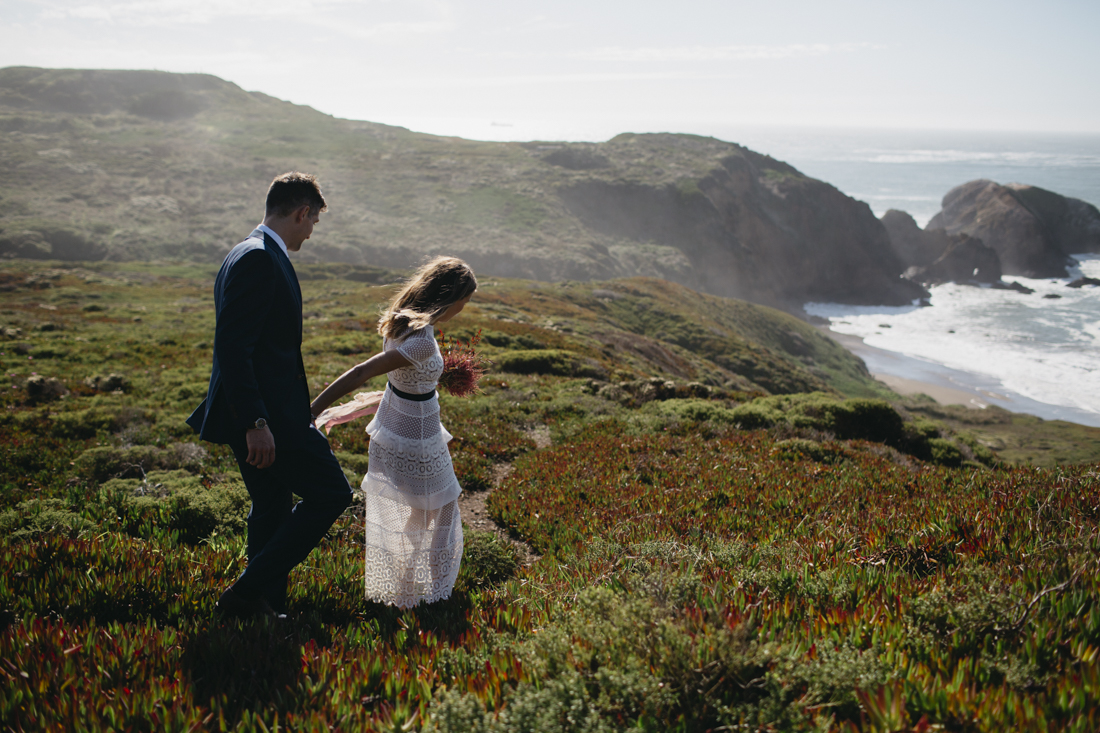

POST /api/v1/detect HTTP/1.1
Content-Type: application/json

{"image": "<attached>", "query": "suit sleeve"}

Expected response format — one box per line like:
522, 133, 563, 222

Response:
213, 249, 275, 432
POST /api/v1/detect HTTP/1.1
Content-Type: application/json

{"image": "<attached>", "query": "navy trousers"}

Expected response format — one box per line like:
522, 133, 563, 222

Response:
230, 426, 352, 612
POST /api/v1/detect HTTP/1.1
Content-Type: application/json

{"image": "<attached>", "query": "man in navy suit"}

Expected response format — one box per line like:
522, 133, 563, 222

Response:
187, 172, 352, 618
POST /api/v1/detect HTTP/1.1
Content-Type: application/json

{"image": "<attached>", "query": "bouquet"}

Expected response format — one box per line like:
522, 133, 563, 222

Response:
437, 329, 490, 397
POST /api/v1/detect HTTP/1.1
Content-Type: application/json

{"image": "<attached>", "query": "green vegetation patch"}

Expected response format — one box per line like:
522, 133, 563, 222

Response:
493, 349, 605, 379
456, 530, 521, 590
74, 442, 206, 482
451, 186, 548, 232
0, 498, 93, 539
103, 469, 249, 543
903, 398, 1100, 467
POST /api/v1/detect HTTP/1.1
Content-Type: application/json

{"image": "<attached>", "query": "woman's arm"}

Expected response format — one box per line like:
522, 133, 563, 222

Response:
310, 349, 411, 418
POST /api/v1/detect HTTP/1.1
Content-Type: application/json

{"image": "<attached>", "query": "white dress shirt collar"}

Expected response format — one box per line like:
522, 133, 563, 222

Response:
257, 224, 288, 257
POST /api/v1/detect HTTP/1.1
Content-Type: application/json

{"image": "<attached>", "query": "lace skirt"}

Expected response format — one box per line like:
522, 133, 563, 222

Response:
362, 392, 463, 608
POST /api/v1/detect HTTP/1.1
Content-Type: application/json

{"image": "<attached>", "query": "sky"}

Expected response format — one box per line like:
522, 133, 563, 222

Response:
1, 0, 1098, 141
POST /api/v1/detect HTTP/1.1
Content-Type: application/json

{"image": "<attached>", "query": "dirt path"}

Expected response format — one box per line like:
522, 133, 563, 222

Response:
457, 425, 550, 566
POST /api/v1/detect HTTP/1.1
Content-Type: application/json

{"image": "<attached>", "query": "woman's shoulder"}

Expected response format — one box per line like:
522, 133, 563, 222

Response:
402, 325, 435, 341
390, 325, 436, 355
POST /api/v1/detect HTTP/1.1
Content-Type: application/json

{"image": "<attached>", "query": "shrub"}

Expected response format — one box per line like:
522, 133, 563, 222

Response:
426, 585, 776, 731
48, 406, 151, 439
334, 450, 370, 476
908, 418, 942, 440
727, 394, 934, 456
784, 643, 897, 722
956, 432, 998, 466
458, 530, 521, 589
785, 396, 904, 445
103, 470, 249, 543
644, 398, 736, 424
774, 438, 845, 464
83, 373, 130, 393
482, 330, 546, 350
25, 375, 68, 403
0, 498, 92, 540
75, 443, 205, 482
494, 349, 605, 379
929, 437, 964, 467
728, 402, 781, 429
599, 378, 719, 407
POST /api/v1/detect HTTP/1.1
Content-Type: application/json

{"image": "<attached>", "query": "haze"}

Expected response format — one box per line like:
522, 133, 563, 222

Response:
2, 0, 1098, 140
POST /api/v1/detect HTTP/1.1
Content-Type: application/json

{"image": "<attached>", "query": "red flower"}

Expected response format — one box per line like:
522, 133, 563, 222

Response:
437, 329, 490, 397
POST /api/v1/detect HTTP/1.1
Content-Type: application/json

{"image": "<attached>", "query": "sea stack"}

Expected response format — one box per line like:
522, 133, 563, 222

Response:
926, 180, 1100, 278
881, 209, 1001, 285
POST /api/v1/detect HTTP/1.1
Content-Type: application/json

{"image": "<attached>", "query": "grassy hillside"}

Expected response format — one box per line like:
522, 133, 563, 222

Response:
0, 66, 743, 274
0, 67, 923, 311
1, 260, 1099, 731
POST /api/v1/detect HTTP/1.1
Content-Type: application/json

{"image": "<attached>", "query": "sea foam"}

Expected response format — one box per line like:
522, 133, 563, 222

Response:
807, 255, 1100, 421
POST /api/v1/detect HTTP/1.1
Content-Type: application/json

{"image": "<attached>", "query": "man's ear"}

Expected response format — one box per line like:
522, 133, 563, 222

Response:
294, 204, 312, 223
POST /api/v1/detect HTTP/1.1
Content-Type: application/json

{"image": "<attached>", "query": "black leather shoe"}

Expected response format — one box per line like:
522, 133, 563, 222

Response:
216, 586, 280, 620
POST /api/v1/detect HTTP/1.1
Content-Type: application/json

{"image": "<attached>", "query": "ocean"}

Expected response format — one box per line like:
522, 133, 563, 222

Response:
806, 256, 1100, 427
763, 128, 1100, 428
387, 117, 1100, 425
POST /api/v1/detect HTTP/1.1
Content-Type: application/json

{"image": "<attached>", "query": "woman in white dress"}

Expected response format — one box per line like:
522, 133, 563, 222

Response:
310, 257, 477, 608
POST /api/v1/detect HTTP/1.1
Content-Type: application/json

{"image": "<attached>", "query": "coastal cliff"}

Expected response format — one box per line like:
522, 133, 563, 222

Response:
553, 136, 926, 309
0, 66, 924, 311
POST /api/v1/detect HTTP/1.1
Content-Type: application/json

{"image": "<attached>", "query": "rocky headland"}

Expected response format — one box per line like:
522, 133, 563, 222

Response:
0, 66, 925, 313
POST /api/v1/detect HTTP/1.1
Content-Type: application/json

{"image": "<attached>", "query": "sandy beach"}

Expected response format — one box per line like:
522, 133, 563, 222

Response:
870, 373, 989, 409
823, 329, 990, 408
819, 328, 1100, 426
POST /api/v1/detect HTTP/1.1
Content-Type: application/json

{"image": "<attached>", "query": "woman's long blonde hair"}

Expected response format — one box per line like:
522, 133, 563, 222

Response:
378, 256, 477, 341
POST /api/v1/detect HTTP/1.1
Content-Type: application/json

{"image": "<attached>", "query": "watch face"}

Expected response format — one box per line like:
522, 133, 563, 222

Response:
254, 418, 267, 429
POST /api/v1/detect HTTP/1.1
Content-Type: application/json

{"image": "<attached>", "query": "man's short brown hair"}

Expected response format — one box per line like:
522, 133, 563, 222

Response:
265, 172, 327, 217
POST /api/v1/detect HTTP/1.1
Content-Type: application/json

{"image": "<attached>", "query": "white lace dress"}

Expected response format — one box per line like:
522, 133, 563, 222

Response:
362, 326, 463, 608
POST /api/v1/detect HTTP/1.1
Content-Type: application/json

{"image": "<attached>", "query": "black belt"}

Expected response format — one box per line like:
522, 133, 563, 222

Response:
388, 382, 436, 401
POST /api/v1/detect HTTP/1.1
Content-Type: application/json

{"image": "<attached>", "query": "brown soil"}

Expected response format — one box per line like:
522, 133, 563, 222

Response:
456, 425, 549, 566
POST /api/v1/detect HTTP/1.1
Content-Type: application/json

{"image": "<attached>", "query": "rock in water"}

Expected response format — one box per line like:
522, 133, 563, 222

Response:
991, 280, 1035, 294
926, 180, 1100, 278
882, 209, 1002, 285
1067, 277, 1100, 288
1009, 184, 1100, 255
881, 209, 943, 268
908, 234, 1002, 286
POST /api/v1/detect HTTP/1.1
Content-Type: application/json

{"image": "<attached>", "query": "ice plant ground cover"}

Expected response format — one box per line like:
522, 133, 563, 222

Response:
0, 261, 1099, 731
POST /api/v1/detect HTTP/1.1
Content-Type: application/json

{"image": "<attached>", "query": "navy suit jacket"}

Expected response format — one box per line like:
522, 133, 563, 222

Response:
187, 229, 312, 445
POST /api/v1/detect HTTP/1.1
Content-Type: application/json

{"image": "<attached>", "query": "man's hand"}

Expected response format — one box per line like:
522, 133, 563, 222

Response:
245, 425, 276, 469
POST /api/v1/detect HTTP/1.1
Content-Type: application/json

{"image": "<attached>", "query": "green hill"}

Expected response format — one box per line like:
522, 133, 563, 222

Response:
0, 66, 925, 312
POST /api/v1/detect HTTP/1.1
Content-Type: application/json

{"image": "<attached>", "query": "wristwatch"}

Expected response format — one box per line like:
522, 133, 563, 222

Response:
249, 418, 268, 431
